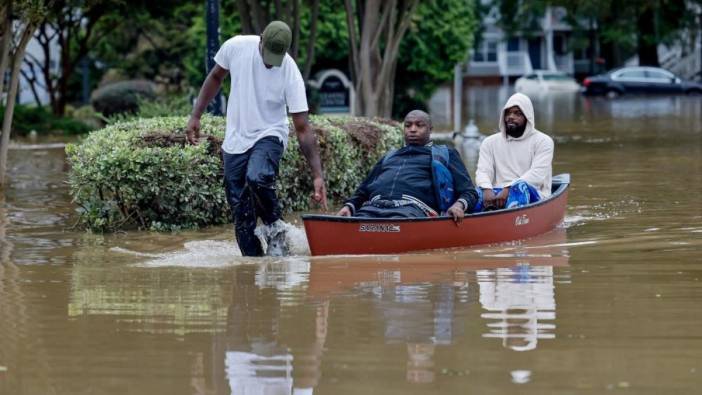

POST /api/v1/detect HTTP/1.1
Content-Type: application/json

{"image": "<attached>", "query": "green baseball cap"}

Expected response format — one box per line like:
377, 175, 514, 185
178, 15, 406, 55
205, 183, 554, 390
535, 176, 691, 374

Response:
261, 21, 292, 67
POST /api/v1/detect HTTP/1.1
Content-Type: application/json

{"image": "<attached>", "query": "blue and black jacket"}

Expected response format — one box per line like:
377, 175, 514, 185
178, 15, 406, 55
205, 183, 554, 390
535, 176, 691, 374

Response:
344, 144, 479, 215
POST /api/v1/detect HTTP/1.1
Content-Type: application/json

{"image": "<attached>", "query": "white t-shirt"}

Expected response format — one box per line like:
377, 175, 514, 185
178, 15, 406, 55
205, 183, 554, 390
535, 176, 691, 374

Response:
214, 35, 308, 154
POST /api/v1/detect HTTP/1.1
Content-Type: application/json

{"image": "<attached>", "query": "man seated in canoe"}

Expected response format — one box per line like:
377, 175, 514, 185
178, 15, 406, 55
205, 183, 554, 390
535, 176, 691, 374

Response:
336, 110, 479, 222
474, 93, 554, 211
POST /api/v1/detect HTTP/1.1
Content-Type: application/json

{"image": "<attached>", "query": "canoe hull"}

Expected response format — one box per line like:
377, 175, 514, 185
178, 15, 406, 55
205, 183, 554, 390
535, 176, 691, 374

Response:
303, 177, 569, 256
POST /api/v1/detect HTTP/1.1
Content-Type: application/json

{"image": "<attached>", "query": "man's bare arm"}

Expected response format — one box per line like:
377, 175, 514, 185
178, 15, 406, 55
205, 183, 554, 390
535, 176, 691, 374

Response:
192, 65, 228, 118
291, 112, 327, 209
292, 112, 323, 178
186, 65, 229, 144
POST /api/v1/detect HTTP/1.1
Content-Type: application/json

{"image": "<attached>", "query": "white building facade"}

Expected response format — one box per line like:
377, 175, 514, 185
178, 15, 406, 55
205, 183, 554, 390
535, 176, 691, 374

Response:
466, 4, 594, 83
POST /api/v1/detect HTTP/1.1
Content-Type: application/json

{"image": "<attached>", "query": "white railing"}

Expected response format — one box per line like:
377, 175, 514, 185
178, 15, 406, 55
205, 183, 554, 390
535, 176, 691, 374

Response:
668, 50, 701, 80
499, 51, 533, 76
554, 55, 574, 74
655, 42, 700, 80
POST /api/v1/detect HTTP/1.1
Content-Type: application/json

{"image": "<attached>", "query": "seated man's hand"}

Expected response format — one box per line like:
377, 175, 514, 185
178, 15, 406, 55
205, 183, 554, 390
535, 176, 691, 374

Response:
482, 188, 496, 209
494, 188, 510, 209
337, 206, 352, 216
447, 201, 465, 224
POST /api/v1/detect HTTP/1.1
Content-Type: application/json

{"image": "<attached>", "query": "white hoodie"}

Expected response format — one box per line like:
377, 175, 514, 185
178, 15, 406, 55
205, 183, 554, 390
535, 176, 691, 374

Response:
475, 93, 554, 198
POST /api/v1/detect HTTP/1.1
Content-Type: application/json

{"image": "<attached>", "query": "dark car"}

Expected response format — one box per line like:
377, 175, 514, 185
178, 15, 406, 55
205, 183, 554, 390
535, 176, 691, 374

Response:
583, 66, 702, 97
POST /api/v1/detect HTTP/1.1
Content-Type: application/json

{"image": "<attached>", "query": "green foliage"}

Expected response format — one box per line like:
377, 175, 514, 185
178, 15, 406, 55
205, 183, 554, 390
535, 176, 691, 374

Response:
394, 0, 478, 118
497, 0, 547, 38
179, 2, 241, 93
91, 80, 157, 117
304, 0, 350, 72
3, 105, 93, 136
13, 0, 49, 23
65, 104, 104, 130
539, 0, 699, 68
66, 115, 403, 232
105, 95, 193, 125
134, 95, 193, 118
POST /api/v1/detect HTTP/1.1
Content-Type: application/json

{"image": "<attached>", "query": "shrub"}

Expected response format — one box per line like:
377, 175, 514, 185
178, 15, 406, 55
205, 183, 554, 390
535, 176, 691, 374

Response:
91, 80, 156, 117
3, 105, 93, 136
136, 95, 193, 118
66, 105, 105, 130
107, 95, 194, 124
66, 115, 403, 231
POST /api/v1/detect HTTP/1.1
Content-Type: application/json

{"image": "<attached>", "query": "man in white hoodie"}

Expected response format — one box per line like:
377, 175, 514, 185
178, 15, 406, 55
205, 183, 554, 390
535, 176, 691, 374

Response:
474, 93, 553, 211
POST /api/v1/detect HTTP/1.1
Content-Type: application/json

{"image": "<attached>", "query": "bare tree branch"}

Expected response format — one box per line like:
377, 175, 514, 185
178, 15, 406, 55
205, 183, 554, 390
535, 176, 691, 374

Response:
369, 0, 392, 52
344, 0, 419, 117
20, 67, 43, 106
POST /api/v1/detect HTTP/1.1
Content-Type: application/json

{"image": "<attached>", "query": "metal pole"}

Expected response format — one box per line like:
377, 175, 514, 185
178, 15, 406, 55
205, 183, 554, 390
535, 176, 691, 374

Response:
453, 63, 462, 133
206, 0, 223, 115
81, 57, 90, 104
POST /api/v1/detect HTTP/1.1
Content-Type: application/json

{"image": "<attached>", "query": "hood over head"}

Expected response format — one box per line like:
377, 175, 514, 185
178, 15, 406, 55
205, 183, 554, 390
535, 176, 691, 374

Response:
498, 93, 535, 140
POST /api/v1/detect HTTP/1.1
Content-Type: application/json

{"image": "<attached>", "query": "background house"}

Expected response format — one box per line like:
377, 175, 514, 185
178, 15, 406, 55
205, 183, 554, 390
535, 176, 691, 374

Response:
466, 4, 597, 84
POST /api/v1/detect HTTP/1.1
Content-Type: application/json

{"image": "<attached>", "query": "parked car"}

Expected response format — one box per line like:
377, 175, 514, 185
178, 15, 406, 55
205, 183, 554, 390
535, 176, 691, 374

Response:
515, 71, 581, 93
583, 66, 702, 97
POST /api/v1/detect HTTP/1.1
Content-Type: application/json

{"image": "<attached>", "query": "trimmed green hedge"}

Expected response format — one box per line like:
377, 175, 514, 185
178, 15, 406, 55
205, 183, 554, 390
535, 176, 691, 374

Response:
66, 115, 403, 231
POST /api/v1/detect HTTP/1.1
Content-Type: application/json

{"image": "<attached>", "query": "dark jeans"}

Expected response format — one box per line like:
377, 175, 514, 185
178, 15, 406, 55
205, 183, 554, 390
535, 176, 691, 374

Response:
223, 136, 284, 256
355, 203, 427, 218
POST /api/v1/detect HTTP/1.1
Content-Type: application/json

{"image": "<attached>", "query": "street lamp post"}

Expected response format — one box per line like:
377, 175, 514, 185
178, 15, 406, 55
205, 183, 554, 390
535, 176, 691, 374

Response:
206, 0, 223, 115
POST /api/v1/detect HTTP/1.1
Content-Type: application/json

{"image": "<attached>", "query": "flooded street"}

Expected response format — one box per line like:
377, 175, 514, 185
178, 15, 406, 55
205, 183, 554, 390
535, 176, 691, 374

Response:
1, 90, 701, 394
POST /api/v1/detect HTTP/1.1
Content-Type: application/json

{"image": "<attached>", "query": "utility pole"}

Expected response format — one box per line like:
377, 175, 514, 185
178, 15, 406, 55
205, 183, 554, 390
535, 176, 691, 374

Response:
453, 63, 463, 133
206, 0, 223, 115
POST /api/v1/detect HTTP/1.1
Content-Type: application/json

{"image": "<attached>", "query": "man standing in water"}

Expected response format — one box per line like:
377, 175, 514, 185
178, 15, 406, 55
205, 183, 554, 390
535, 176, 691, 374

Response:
186, 21, 327, 256
474, 93, 553, 211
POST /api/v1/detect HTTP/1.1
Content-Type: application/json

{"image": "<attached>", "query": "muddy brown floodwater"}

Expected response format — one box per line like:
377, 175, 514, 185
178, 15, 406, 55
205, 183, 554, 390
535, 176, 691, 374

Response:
1, 89, 701, 394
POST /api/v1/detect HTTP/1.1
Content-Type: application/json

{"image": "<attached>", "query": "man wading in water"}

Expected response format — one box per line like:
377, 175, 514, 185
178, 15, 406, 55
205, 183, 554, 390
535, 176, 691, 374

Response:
186, 21, 327, 256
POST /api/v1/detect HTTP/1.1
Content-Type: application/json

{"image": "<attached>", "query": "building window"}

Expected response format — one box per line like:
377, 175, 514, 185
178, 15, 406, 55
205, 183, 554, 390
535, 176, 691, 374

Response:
487, 41, 497, 61
553, 35, 567, 56
507, 37, 520, 52
473, 39, 498, 63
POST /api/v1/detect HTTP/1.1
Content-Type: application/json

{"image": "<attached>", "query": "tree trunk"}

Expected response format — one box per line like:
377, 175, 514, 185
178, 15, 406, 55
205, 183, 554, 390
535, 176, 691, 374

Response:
291, 0, 301, 59
636, 6, 659, 66
236, 0, 255, 34
1, 22, 38, 187
302, 0, 320, 81
0, 2, 12, 103
345, 0, 418, 118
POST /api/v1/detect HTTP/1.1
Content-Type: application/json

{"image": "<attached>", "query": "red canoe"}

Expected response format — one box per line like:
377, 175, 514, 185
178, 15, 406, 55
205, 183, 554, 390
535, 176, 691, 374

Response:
302, 174, 570, 256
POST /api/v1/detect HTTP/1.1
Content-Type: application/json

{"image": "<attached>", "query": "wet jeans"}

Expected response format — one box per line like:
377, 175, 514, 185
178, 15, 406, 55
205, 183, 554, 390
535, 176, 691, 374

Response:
223, 136, 284, 256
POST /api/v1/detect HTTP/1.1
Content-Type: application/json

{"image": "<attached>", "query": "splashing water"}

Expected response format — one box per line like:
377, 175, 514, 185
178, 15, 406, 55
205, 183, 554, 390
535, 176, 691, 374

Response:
111, 222, 311, 268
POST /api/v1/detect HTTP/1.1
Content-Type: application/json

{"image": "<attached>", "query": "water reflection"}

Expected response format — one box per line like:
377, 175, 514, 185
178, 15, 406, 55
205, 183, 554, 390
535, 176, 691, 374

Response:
372, 281, 466, 384
463, 85, 702, 137
478, 265, 556, 351
55, 230, 572, 393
